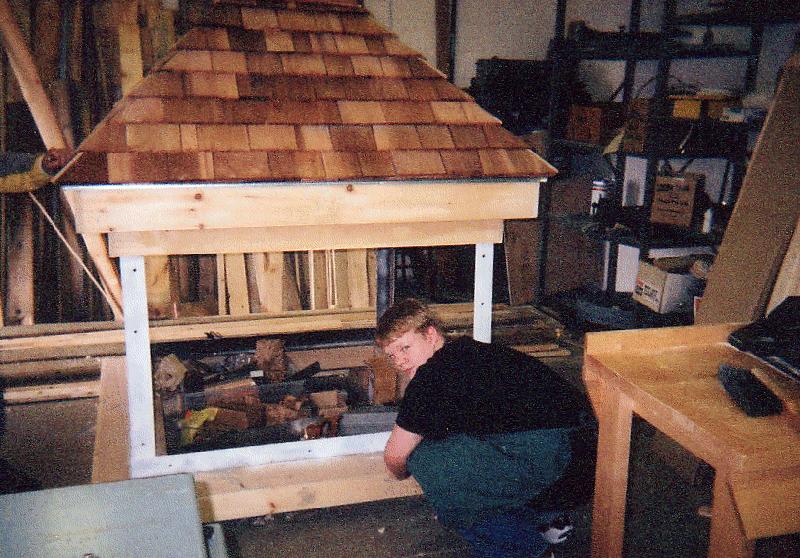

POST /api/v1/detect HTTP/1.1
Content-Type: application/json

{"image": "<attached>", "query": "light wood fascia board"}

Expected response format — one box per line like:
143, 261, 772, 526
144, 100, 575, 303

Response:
194, 452, 421, 522
61, 180, 541, 234
107, 220, 504, 256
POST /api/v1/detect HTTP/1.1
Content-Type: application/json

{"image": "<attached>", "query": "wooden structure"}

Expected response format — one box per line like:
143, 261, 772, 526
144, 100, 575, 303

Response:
584, 324, 800, 558
55, 0, 555, 491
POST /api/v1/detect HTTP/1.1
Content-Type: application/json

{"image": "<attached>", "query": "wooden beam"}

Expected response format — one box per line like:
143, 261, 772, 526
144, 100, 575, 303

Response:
310, 250, 329, 310
216, 254, 228, 314
251, 252, 284, 313
224, 253, 249, 316
282, 252, 302, 311
92, 356, 130, 483
434, 0, 453, 78
333, 250, 350, 308
194, 453, 421, 522
347, 249, 370, 309
0, 0, 67, 148
63, 181, 540, 234
107, 221, 504, 257
117, 1, 143, 95
0, 356, 100, 380
5, 198, 34, 325
145, 255, 173, 319
80, 234, 124, 320
3, 378, 99, 404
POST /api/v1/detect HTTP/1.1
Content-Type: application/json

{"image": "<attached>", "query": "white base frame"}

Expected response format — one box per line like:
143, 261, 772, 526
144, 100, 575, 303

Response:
122, 246, 494, 478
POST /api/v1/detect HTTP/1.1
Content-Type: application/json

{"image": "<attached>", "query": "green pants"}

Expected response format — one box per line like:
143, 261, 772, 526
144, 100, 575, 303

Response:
406, 428, 573, 530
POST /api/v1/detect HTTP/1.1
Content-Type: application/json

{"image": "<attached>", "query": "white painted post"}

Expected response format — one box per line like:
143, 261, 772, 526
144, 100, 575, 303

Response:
119, 255, 156, 476
473, 243, 493, 342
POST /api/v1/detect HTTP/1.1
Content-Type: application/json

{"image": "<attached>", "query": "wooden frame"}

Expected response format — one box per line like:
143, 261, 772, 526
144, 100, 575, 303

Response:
63, 178, 542, 481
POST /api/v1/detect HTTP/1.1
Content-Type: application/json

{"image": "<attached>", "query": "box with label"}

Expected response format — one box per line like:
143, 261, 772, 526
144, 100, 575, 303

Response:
650, 174, 705, 229
632, 260, 703, 314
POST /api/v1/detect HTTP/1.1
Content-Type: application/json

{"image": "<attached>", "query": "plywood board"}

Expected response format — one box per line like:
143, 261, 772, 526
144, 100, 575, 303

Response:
697, 54, 800, 324
504, 219, 542, 305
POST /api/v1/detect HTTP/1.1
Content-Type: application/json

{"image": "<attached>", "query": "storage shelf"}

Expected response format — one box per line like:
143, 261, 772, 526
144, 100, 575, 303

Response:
672, 11, 800, 27
551, 39, 752, 61
619, 149, 747, 159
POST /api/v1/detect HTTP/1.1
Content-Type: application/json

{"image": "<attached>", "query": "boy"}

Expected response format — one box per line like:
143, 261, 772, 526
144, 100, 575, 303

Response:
377, 298, 592, 558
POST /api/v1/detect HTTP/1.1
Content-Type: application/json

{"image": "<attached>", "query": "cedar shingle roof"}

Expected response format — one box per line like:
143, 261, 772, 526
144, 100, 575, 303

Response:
59, 0, 555, 184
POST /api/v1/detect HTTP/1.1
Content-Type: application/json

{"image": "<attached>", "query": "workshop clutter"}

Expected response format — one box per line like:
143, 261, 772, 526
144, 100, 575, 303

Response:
153, 338, 400, 454
650, 173, 708, 230
565, 103, 625, 145
633, 256, 710, 314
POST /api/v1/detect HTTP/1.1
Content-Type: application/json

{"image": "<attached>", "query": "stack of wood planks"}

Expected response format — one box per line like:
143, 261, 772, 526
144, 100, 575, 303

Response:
0, 303, 571, 403
1, 0, 180, 326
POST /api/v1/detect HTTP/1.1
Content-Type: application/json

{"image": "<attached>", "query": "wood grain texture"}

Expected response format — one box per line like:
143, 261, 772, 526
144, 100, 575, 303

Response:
697, 53, 800, 324
92, 357, 130, 483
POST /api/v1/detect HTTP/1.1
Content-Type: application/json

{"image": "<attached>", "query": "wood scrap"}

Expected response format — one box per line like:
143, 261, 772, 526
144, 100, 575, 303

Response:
254, 338, 286, 382
3, 378, 99, 404
366, 354, 398, 405
0, 356, 101, 381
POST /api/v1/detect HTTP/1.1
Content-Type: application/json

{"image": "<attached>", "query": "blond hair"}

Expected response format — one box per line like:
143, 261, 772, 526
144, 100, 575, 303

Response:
375, 298, 444, 347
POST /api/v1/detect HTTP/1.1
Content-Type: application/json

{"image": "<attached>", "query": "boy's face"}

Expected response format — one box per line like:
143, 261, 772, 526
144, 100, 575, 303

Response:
382, 326, 440, 378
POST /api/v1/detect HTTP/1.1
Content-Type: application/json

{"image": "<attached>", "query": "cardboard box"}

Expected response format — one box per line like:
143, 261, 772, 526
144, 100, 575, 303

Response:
565, 103, 625, 145
632, 260, 703, 314
670, 94, 740, 120
650, 174, 705, 229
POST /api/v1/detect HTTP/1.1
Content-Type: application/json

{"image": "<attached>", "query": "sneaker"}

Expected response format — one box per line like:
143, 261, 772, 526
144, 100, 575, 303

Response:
538, 513, 574, 545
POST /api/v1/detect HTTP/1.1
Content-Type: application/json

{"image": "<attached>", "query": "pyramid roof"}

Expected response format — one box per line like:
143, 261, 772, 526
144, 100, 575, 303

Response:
58, 0, 555, 184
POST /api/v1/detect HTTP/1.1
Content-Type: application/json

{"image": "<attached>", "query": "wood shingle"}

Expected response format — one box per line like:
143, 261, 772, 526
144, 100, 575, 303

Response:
58, 0, 555, 185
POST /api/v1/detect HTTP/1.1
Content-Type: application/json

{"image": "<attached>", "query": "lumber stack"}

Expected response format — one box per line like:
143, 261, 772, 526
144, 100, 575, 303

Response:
0, 303, 571, 402
1, 0, 180, 326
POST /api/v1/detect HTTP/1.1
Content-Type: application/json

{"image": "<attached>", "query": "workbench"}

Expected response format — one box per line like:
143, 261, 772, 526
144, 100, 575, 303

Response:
583, 323, 800, 558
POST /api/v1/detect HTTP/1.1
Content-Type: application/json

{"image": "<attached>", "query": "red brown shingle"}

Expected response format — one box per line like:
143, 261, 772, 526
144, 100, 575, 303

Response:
60, 0, 555, 185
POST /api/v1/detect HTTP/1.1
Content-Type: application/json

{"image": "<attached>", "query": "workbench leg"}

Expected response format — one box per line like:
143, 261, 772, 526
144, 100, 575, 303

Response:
590, 383, 633, 558
708, 471, 755, 558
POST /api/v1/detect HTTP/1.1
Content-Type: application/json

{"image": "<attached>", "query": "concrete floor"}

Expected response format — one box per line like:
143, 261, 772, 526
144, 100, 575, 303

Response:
2, 336, 799, 557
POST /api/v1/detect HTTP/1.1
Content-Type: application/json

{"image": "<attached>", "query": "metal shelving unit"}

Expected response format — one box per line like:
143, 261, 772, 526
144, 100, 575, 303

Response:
544, 0, 796, 327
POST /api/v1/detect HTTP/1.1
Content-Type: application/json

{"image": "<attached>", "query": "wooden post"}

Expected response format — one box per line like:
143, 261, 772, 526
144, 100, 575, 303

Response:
0, 0, 67, 149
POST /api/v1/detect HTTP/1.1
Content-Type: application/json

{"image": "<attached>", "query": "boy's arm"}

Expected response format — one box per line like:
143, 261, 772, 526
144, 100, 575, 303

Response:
384, 424, 423, 480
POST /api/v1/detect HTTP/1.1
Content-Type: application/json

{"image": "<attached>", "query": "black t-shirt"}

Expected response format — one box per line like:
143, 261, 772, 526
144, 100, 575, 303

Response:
396, 336, 590, 439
